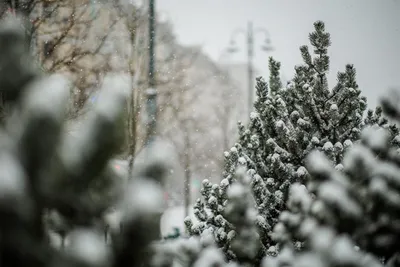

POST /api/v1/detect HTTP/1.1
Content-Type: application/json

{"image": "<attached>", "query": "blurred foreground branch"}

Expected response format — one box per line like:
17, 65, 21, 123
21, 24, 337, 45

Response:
0, 15, 169, 267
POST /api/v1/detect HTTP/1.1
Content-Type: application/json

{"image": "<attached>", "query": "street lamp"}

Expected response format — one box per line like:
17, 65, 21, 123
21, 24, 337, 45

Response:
226, 21, 273, 116
145, 0, 157, 145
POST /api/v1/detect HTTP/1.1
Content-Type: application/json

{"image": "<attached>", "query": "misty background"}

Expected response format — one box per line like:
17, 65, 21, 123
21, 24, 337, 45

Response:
158, 0, 400, 108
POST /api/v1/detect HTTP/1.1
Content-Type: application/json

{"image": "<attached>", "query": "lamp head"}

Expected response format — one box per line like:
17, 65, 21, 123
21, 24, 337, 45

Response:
261, 38, 273, 52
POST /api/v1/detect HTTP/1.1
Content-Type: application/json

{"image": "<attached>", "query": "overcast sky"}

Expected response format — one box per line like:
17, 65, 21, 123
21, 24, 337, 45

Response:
157, 0, 400, 108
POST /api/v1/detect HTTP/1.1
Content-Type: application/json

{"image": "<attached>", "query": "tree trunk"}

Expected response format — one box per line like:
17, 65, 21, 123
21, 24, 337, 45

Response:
184, 152, 191, 219
183, 121, 191, 220
127, 90, 137, 179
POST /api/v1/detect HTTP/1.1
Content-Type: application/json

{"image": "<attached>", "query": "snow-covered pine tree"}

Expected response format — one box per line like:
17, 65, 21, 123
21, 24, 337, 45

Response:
264, 225, 383, 267
154, 170, 390, 267
162, 167, 265, 267
172, 168, 385, 267
273, 107, 399, 252
186, 20, 371, 260
275, 88, 400, 263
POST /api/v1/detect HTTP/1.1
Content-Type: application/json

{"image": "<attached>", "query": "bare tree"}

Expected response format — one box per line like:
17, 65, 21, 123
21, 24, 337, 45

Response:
155, 45, 242, 214
113, 1, 204, 178
112, 1, 149, 175
34, 1, 127, 119
210, 64, 242, 173
160, 75, 208, 216
0, 0, 128, 121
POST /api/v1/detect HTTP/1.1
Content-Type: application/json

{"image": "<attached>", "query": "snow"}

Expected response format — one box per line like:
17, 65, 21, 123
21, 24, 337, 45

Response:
296, 166, 308, 177
334, 142, 343, 152
318, 181, 362, 217
277, 98, 287, 108
208, 196, 217, 206
214, 214, 225, 225
342, 144, 374, 172
103, 208, 123, 232
193, 247, 225, 267
335, 164, 344, 171
369, 178, 387, 195
272, 222, 285, 237
0, 153, 26, 201
302, 83, 310, 90
343, 139, 353, 148
200, 227, 215, 246
23, 74, 70, 118
256, 215, 268, 228
311, 136, 320, 144
295, 253, 325, 267
287, 81, 295, 90
323, 141, 334, 152
266, 138, 275, 146
249, 112, 259, 120
274, 190, 283, 200
266, 178, 275, 186
253, 174, 262, 183
247, 169, 256, 177
220, 178, 229, 188
0, 14, 26, 36
68, 229, 110, 266
227, 230, 236, 241
120, 180, 164, 221
267, 245, 277, 254
393, 135, 400, 144
228, 184, 245, 198
216, 227, 227, 240
289, 183, 311, 209
299, 218, 317, 237
361, 126, 389, 151
275, 120, 285, 129
279, 211, 290, 221
202, 179, 210, 186
306, 151, 332, 174
48, 230, 69, 248
330, 236, 359, 264
291, 111, 300, 118
160, 205, 197, 237
311, 200, 325, 215
276, 246, 294, 263
46, 209, 69, 233
182, 236, 202, 253
238, 156, 246, 165
271, 153, 280, 162
330, 104, 338, 111
309, 227, 335, 251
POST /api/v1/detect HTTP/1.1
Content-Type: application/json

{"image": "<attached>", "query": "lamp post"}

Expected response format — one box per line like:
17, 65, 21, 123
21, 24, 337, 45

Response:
145, 0, 157, 145
226, 21, 273, 116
